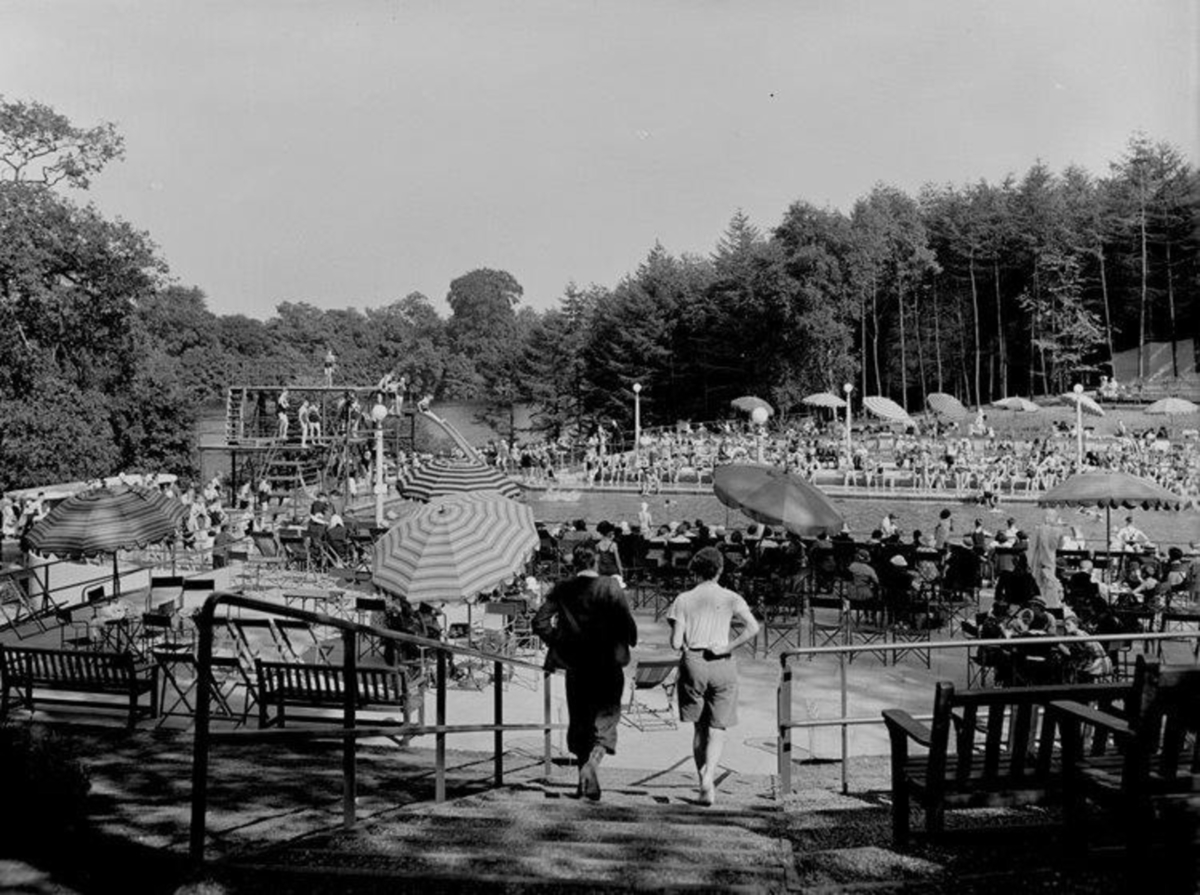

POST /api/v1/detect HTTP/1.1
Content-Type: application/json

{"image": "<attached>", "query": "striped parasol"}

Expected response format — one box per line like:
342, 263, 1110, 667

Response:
371, 491, 538, 604
397, 460, 522, 502
990, 396, 1041, 412
25, 486, 186, 557
1145, 397, 1199, 416
926, 392, 968, 418
1061, 391, 1105, 418
801, 392, 847, 409
25, 486, 187, 595
862, 395, 913, 424
730, 396, 774, 416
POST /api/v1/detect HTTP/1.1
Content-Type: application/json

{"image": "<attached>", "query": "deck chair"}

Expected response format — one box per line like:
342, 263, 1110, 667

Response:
623, 655, 679, 731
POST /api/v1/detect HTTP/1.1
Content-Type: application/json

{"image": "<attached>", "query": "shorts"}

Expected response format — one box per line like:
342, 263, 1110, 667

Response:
678, 650, 739, 729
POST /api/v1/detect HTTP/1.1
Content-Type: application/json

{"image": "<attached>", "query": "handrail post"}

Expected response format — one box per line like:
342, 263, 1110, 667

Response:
188, 594, 217, 865
543, 670, 552, 777
494, 660, 504, 786
778, 654, 792, 796
435, 649, 447, 802
342, 628, 358, 829
839, 648, 849, 796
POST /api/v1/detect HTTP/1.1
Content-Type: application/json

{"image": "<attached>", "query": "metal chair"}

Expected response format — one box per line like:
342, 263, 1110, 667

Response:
623, 654, 679, 731
845, 579, 891, 665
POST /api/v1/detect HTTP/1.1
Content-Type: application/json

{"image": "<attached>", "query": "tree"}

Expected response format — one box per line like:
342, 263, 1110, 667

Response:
0, 97, 175, 488
0, 96, 124, 188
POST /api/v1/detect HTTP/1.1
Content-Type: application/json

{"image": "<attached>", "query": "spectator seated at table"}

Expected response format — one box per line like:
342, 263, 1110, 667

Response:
1065, 560, 1102, 607
994, 551, 1039, 607
847, 549, 879, 592
882, 554, 919, 618
942, 538, 983, 593
1113, 515, 1152, 552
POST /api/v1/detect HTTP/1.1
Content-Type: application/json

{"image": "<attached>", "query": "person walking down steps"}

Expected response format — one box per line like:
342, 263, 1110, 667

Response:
667, 546, 760, 807
533, 543, 638, 802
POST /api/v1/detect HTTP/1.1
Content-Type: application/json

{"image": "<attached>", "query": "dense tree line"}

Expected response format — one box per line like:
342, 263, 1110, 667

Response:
0, 96, 1195, 490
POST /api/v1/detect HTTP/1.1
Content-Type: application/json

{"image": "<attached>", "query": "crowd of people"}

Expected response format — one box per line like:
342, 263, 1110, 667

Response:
512, 416, 1200, 508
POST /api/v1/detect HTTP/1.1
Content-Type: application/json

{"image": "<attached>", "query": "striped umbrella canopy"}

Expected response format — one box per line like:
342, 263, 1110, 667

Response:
25, 486, 187, 595
862, 395, 913, 424
730, 396, 774, 416
990, 396, 1041, 412
926, 392, 968, 419
397, 460, 522, 502
1061, 391, 1105, 418
1145, 397, 1200, 416
801, 392, 847, 409
371, 490, 538, 604
712, 464, 843, 537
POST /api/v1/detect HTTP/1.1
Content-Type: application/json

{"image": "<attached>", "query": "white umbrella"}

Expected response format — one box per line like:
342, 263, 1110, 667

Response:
801, 392, 847, 410
1145, 397, 1199, 416
1061, 392, 1105, 418
862, 395, 913, 424
990, 396, 1041, 412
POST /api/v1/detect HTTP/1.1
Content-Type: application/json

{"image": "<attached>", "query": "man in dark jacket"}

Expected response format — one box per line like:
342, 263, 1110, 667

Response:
533, 544, 638, 801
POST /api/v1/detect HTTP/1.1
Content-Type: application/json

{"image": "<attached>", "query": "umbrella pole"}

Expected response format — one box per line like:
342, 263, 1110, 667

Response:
1104, 506, 1111, 587
112, 552, 121, 597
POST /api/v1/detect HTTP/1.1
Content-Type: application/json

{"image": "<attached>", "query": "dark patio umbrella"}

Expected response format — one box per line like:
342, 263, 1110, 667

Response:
1038, 470, 1186, 559
712, 464, 844, 537
25, 485, 187, 595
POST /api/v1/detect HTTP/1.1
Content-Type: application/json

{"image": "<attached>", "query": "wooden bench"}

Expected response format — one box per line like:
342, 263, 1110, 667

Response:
255, 659, 425, 729
0, 644, 159, 728
882, 680, 1130, 844
1051, 657, 1200, 883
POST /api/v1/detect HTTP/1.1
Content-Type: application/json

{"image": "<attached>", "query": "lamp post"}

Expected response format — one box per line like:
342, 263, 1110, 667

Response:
371, 399, 389, 527
751, 406, 768, 463
633, 381, 643, 467
1073, 382, 1084, 467
843, 383, 854, 468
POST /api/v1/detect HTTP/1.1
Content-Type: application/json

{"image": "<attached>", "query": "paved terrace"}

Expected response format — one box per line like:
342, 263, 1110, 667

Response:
3, 563, 1185, 893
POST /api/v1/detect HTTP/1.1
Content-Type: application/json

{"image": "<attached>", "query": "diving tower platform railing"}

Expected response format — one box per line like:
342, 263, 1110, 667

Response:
201, 385, 484, 508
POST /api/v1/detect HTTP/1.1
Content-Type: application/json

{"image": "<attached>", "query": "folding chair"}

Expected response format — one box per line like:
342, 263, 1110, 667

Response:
146, 575, 184, 613
354, 596, 389, 660
806, 580, 848, 656
758, 580, 805, 655
845, 580, 891, 665
59, 586, 108, 649
623, 654, 679, 731
180, 578, 216, 614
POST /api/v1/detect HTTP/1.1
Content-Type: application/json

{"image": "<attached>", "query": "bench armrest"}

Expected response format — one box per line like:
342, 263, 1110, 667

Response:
1049, 700, 1131, 738
882, 709, 933, 747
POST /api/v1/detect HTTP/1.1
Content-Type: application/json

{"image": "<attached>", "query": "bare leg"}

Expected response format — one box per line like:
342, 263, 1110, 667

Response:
692, 725, 708, 784
699, 726, 727, 806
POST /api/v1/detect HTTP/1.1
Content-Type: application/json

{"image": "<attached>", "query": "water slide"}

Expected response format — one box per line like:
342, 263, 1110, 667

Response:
417, 405, 484, 463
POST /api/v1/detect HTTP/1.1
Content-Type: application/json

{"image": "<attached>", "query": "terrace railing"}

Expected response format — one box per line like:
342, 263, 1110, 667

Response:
774, 630, 1200, 799
188, 590, 561, 864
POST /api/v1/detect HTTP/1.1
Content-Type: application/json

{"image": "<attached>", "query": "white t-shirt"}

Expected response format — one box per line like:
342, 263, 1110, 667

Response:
667, 581, 752, 652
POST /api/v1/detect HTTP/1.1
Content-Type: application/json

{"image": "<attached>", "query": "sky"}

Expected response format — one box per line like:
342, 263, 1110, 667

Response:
1, 0, 1196, 319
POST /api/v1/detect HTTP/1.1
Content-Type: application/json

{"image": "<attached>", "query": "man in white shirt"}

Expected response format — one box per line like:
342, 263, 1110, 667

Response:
667, 547, 760, 807
1114, 516, 1149, 551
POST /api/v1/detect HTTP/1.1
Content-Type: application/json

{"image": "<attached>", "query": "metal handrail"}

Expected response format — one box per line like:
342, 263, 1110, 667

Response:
774, 629, 1200, 798
189, 590, 560, 864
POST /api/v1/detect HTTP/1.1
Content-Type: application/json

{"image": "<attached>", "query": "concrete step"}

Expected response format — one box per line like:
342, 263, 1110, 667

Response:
220, 768, 794, 892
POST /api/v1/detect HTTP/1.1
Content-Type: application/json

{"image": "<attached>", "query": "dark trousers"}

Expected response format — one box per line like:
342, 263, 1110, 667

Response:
565, 664, 626, 759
